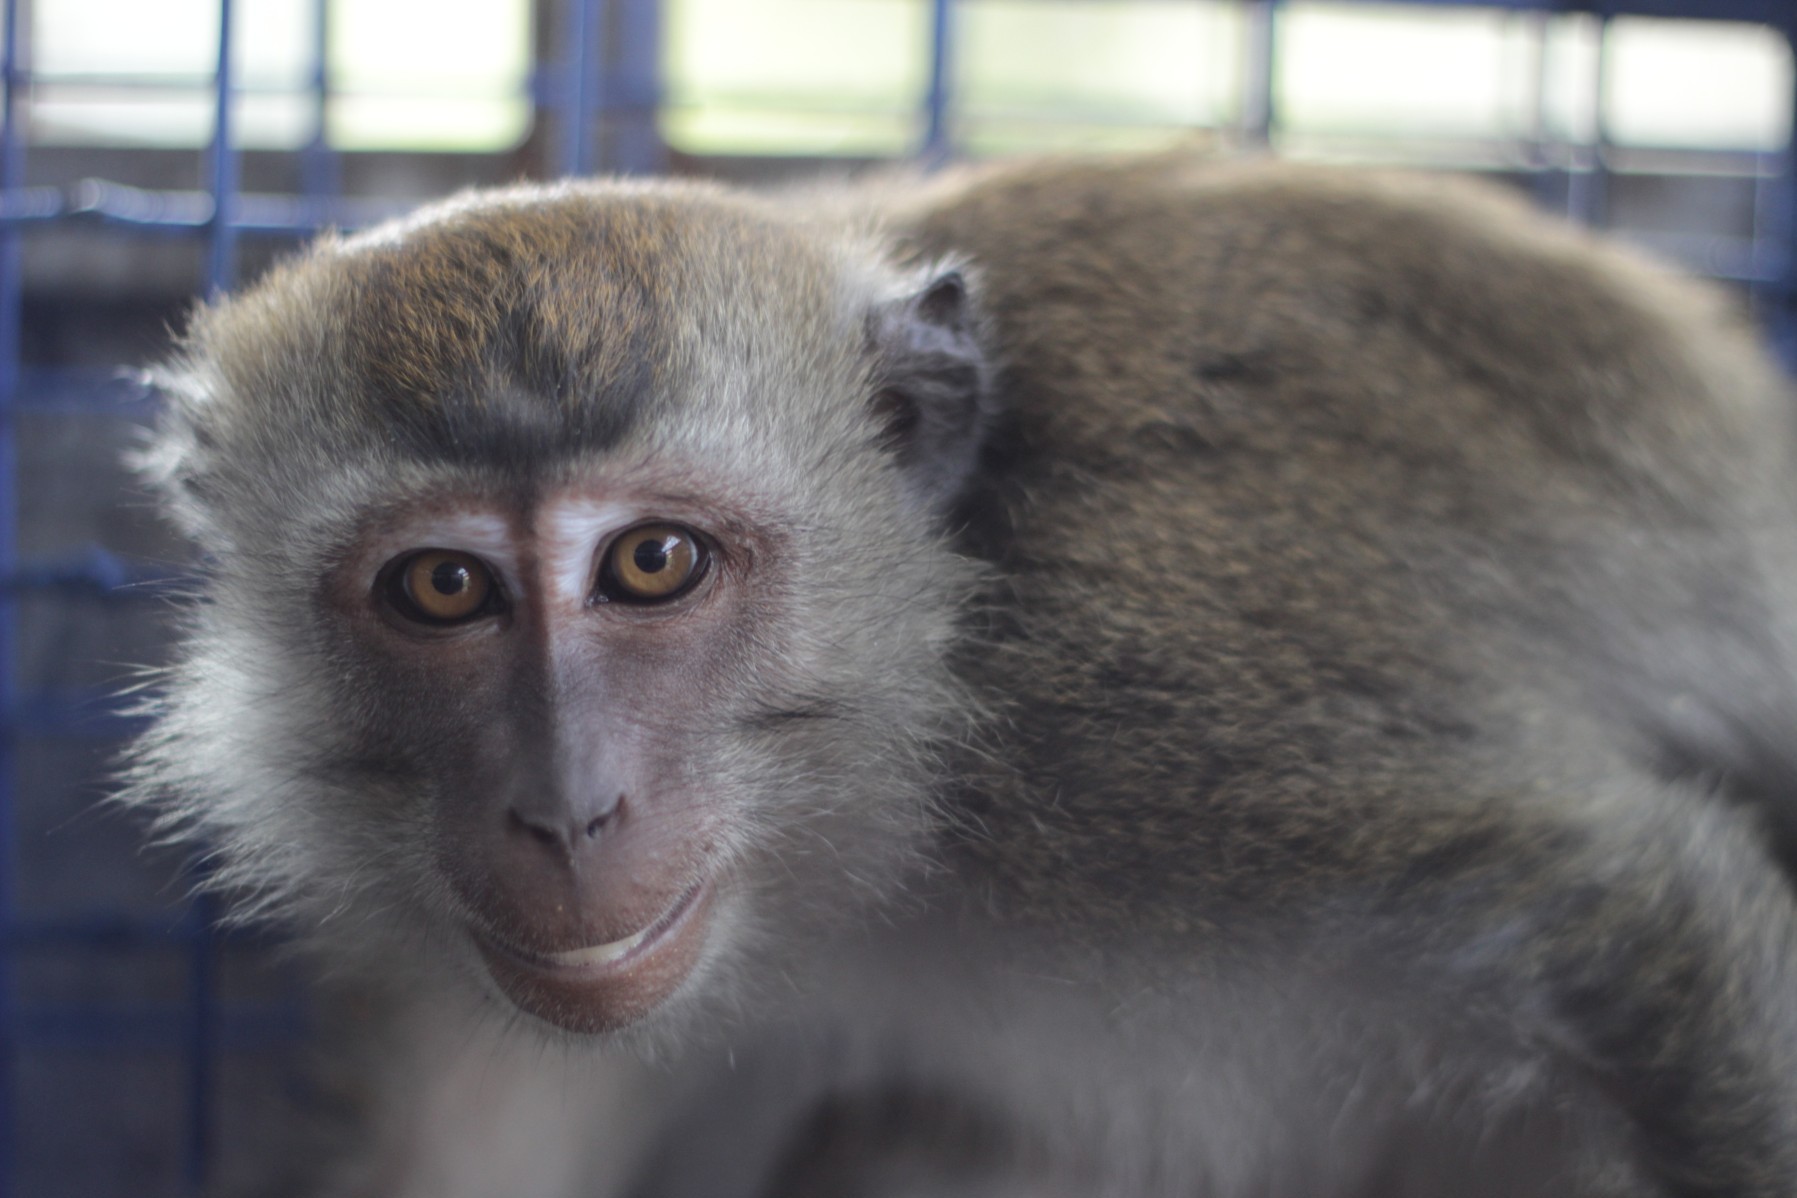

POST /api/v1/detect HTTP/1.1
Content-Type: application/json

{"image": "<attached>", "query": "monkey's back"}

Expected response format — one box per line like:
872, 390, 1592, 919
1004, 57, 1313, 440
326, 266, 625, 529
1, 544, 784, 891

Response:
899, 158, 1797, 923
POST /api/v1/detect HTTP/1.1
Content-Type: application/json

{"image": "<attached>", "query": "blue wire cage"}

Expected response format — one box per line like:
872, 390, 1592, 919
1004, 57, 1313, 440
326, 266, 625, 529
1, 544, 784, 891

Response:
2, 1, 1794, 1194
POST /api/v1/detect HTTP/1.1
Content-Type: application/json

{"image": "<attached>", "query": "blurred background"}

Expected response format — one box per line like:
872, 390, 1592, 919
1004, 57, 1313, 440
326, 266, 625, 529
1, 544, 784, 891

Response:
1, 0, 1793, 1194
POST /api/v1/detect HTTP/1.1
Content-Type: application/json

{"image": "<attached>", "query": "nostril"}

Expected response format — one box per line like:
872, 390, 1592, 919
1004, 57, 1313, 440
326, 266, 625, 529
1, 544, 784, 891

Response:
584, 793, 626, 839
507, 808, 563, 850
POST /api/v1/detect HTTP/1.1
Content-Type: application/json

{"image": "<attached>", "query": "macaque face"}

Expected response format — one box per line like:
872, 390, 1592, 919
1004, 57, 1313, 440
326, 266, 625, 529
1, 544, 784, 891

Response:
324, 482, 783, 1032
258, 441, 962, 1042
135, 186, 987, 1040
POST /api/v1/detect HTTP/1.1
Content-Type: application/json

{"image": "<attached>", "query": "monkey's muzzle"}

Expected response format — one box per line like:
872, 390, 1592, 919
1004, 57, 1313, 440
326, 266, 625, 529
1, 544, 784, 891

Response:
470, 877, 714, 1034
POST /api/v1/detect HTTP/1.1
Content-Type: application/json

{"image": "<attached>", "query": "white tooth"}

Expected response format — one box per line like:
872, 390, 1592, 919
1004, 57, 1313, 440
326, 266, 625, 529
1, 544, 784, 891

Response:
546, 926, 648, 968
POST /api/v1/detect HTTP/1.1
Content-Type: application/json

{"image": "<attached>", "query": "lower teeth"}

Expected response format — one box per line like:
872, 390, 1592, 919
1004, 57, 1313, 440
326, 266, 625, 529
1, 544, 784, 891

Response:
545, 926, 647, 968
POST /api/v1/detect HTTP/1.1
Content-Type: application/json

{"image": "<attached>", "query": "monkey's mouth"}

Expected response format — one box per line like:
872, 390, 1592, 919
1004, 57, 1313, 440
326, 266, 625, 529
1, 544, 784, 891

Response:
471, 878, 714, 1034
531, 879, 706, 970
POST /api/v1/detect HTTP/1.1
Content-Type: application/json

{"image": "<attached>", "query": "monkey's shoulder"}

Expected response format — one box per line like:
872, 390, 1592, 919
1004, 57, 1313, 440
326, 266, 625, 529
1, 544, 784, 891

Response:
897, 156, 1787, 494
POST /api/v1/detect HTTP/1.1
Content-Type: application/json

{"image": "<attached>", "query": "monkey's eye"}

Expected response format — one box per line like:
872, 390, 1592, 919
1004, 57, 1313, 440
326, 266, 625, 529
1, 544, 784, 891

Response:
596, 524, 708, 604
382, 550, 501, 625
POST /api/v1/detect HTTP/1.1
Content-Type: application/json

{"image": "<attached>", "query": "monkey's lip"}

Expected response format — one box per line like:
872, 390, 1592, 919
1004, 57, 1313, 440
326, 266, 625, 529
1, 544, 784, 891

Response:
472, 879, 714, 1033
504, 879, 707, 973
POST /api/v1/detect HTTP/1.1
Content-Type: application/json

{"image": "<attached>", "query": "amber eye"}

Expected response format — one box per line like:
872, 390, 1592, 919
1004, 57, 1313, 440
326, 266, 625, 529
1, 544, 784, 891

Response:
597, 524, 707, 604
384, 550, 499, 624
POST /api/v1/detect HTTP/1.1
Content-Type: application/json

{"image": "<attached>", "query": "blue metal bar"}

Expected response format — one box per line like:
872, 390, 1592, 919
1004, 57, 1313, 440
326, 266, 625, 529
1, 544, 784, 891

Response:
19, 1002, 305, 1050
6, 174, 386, 235
0, 140, 1776, 241
298, 0, 339, 215
207, 0, 239, 292
1519, 9, 1557, 209
921, 0, 953, 163
13, 367, 158, 413
7, 693, 148, 739
66, 179, 406, 234
1773, 14, 1797, 368
5, 546, 183, 596
0, 0, 22, 1192
183, 6, 241, 1188
0, 185, 58, 223
1240, 1, 1277, 149
1750, 153, 1783, 283
7, 914, 286, 950
183, 893, 217, 1193
559, 0, 605, 176
613, 0, 664, 174
10, 71, 335, 92
1566, 11, 1611, 227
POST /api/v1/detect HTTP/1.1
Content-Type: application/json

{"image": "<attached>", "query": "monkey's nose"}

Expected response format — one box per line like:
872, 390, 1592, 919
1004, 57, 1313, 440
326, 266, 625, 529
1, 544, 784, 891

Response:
506, 791, 624, 853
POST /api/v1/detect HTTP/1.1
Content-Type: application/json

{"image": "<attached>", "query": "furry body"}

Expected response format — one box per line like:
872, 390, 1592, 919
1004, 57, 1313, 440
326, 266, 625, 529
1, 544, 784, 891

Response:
130, 156, 1797, 1196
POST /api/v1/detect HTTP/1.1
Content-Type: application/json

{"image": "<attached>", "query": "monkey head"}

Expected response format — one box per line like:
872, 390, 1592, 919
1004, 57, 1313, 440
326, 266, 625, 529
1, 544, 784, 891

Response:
128, 182, 993, 1041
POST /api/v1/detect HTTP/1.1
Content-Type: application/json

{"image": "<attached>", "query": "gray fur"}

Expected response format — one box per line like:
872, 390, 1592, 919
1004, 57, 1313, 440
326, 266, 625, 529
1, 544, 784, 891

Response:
125, 154, 1797, 1196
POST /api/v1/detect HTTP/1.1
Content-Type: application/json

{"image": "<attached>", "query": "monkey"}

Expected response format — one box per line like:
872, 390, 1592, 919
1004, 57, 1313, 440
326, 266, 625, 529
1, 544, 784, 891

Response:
121, 151, 1797, 1197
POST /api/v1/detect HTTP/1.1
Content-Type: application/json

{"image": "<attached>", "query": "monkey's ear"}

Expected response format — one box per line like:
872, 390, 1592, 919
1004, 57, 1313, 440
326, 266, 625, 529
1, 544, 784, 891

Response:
867, 267, 995, 514
129, 364, 228, 547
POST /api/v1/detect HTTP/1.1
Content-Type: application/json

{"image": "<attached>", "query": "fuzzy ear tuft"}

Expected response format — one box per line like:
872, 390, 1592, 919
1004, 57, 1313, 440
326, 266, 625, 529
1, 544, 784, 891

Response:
128, 364, 227, 547
866, 267, 995, 515
914, 270, 969, 327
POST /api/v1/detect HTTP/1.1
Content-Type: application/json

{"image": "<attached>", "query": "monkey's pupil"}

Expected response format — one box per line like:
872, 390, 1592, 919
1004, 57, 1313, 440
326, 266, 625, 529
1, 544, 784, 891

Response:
430, 562, 470, 595
633, 539, 671, 574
